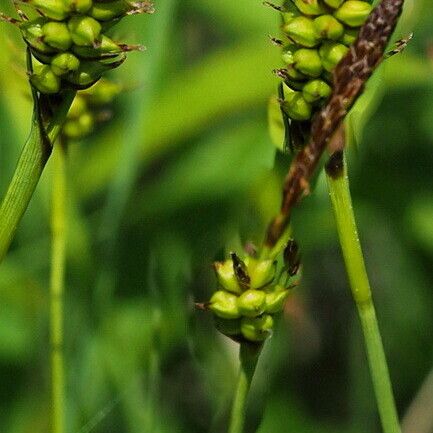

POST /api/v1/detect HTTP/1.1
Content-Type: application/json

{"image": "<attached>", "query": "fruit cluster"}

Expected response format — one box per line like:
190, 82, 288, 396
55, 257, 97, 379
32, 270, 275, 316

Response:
278, 0, 373, 121
206, 242, 300, 344
12, 0, 153, 94
62, 78, 122, 139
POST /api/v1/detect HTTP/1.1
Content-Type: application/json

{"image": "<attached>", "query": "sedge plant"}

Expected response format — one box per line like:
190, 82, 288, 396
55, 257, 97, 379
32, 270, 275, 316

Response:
0, 2, 152, 432
200, 1, 406, 432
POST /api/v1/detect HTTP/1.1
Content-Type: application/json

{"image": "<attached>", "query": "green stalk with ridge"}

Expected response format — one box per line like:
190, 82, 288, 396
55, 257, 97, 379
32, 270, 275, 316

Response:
50, 142, 68, 433
326, 149, 401, 433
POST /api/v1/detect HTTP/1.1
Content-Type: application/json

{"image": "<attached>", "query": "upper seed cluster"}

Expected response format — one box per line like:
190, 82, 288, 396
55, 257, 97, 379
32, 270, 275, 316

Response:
11, 0, 153, 94
206, 242, 300, 344
278, 0, 373, 121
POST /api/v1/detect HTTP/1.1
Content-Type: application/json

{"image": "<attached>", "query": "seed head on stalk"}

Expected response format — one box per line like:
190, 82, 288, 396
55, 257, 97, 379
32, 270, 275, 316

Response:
200, 0, 407, 345
0, 0, 153, 95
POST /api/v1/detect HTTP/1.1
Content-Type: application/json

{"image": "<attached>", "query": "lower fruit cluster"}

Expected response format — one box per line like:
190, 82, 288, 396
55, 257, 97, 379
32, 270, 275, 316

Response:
205, 242, 300, 344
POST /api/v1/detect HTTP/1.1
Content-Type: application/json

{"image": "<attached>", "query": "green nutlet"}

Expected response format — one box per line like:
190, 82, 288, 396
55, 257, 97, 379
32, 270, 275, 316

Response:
51, 52, 80, 76
30, 65, 61, 94
334, 1, 373, 27
68, 16, 102, 47
283, 16, 320, 48
42, 22, 73, 51
237, 289, 267, 318
209, 291, 241, 319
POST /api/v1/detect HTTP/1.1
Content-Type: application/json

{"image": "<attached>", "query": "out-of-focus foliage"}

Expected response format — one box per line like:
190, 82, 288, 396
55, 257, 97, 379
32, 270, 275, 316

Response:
0, 0, 432, 432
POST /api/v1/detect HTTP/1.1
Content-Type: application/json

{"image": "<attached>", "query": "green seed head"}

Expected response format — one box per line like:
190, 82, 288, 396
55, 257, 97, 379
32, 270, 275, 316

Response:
334, 1, 373, 28
42, 22, 73, 51
314, 15, 345, 40
237, 289, 267, 318
283, 16, 320, 48
209, 291, 241, 319
51, 52, 80, 76
68, 16, 102, 47
30, 65, 61, 94
241, 315, 274, 343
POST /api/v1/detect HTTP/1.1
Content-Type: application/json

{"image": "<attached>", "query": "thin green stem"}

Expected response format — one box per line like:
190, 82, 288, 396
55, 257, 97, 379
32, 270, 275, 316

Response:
0, 90, 75, 264
326, 150, 401, 433
50, 142, 67, 433
229, 343, 261, 433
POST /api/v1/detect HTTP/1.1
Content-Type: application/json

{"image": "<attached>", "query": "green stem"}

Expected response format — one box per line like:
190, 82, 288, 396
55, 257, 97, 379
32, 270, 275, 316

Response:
228, 343, 261, 433
0, 90, 75, 264
326, 151, 401, 433
50, 142, 67, 433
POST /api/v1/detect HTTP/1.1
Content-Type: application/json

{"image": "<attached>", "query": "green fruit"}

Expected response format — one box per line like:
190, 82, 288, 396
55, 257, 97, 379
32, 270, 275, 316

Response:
282, 92, 312, 121
237, 289, 266, 317
30, 65, 61, 94
265, 288, 290, 313
319, 41, 349, 72
72, 35, 132, 59
314, 15, 344, 40
244, 258, 275, 289
66, 59, 122, 87
24, 0, 70, 21
293, 48, 322, 77
68, 16, 102, 47
214, 260, 242, 294
42, 22, 72, 51
294, 0, 326, 16
21, 19, 56, 54
302, 79, 332, 102
323, 0, 345, 8
209, 291, 241, 319
89, 1, 131, 21
63, 0, 92, 14
283, 16, 320, 48
241, 315, 274, 342
51, 53, 80, 76
334, 1, 373, 27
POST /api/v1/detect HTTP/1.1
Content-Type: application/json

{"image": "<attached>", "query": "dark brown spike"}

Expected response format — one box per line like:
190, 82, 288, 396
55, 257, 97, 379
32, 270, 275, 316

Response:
265, 0, 406, 247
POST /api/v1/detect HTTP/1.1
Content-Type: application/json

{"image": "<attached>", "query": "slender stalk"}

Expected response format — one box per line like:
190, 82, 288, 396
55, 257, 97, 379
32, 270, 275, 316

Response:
229, 343, 261, 433
0, 90, 75, 264
325, 150, 401, 433
50, 142, 67, 433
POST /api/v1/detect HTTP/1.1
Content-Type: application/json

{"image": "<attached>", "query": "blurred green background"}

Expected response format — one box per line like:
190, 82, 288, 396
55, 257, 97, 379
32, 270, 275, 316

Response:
0, 0, 432, 432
